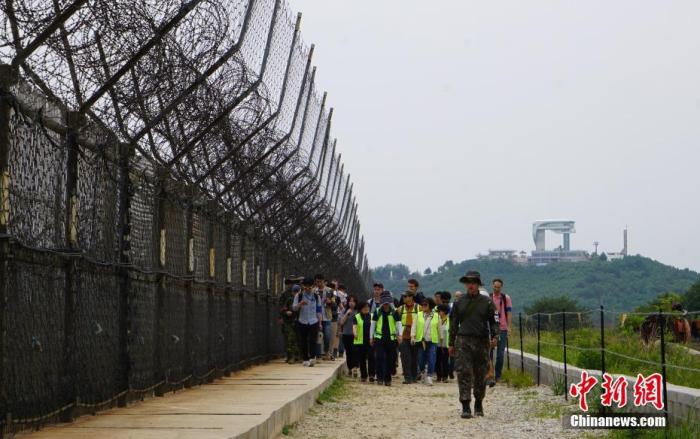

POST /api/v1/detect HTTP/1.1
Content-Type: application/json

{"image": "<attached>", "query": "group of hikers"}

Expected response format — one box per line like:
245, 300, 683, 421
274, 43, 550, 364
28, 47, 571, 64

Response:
278, 271, 513, 418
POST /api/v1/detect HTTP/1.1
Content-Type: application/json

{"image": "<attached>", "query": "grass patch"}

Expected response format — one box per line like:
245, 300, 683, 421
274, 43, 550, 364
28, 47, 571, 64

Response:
282, 424, 292, 436
517, 327, 700, 388
317, 376, 348, 404
532, 399, 574, 419
551, 376, 566, 396
501, 368, 535, 388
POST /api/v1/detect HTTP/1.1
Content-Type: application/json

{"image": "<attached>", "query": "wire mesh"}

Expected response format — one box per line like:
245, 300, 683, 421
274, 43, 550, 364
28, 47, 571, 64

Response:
0, 0, 372, 432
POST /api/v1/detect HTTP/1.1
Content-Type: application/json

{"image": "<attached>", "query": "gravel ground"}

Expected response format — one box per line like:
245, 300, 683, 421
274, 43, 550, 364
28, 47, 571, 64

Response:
287, 367, 603, 439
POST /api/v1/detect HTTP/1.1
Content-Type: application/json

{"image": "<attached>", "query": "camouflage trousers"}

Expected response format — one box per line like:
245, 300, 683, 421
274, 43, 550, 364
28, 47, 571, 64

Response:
455, 335, 490, 402
282, 322, 299, 360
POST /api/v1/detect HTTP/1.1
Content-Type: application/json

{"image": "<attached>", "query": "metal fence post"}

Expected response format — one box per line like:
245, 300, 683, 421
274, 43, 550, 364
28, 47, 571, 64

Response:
153, 169, 167, 397
537, 313, 540, 386
519, 312, 524, 373
659, 311, 669, 425
117, 141, 133, 407
562, 310, 568, 400
599, 305, 606, 414
224, 220, 233, 376
206, 203, 216, 382
184, 193, 194, 388
0, 64, 18, 430
60, 111, 84, 422
600, 305, 606, 377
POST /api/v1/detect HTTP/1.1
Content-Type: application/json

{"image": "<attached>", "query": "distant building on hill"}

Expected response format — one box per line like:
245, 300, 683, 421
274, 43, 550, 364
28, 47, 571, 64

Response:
477, 249, 517, 260
475, 223, 628, 266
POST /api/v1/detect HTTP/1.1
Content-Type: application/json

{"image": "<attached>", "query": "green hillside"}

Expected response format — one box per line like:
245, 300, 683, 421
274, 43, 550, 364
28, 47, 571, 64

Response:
372, 256, 699, 312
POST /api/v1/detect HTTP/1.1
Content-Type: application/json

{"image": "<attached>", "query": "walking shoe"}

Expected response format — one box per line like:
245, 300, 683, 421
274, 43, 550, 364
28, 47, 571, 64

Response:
486, 378, 496, 388
369, 377, 375, 383
402, 378, 411, 385
426, 376, 433, 386
360, 378, 367, 383
474, 399, 484, 417
384, 381, 391, 386
376, 380, 384, 385
302, 361, 310, 367
461, 401, 472, 419
309, 358, 316, 366
449, 372, 455, 380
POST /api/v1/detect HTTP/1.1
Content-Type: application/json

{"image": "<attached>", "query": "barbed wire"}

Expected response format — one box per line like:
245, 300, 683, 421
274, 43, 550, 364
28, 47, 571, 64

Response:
0, 0, 373, 433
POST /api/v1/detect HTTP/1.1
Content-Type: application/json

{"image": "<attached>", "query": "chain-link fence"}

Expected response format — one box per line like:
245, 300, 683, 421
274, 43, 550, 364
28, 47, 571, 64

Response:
0, 0, 371, 434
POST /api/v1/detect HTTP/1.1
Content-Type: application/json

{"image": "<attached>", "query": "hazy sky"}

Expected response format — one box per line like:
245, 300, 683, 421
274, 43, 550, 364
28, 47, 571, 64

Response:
290, 0, 700, 272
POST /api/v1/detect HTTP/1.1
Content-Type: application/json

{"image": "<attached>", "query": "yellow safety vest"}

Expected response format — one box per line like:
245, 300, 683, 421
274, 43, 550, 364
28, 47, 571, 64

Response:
374, 310, 397, 341
415, 311, 440, 343
442, 317, 452, 347
398, 304, 419, 326
354, 313, 366, 345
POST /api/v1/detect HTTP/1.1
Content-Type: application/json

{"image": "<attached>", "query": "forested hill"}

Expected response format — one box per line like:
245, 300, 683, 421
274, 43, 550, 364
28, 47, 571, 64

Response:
372, 256, 699, 312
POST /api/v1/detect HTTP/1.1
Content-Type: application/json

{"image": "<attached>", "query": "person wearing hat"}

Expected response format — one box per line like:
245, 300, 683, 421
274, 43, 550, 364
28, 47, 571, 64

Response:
366, 282, 385, 382
449, 271, 498, 418
397, 289, 420, 384
278, 276, 303, 363
369, 291, 402, 386
293, 277, 323, 367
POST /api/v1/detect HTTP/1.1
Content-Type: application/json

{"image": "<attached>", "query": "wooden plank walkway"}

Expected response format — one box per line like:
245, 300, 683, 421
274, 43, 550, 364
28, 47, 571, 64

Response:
19, 359, 343, 439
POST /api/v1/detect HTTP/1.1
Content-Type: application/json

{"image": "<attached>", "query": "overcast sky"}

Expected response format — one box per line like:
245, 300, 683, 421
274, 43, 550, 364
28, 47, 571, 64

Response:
290, 0, 700, 273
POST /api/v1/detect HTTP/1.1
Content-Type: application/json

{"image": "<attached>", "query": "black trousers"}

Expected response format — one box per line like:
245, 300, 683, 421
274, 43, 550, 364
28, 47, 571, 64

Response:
436, 346, 450, 380
399, 340, 418, 380
375, 339, 397, 383
297, 323, 319, 361
342, 334, 355, 369
354, 343, 369, 379
368, 343, 377, 378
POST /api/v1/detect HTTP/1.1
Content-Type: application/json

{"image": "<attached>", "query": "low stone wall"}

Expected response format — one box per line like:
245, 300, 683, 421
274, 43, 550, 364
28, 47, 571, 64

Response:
506, 348, 700, 424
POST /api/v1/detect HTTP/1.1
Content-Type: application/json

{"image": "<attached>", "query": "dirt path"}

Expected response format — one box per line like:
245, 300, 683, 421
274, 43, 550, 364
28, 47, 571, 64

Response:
287, 369, 599, 439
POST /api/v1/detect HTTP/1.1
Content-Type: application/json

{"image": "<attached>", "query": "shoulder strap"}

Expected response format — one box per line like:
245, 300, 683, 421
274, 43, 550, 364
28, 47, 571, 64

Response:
502, 294, 509, 325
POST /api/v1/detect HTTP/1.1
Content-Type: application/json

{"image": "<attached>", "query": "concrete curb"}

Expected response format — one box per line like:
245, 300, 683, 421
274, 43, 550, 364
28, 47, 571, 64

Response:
506, 348, 700, 424
233, 362, 346, 439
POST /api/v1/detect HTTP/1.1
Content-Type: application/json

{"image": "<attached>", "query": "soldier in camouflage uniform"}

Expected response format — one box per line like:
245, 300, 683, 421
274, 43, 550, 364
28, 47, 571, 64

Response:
279, 277, 302, 363
448, 271, 498, 419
